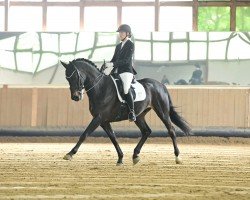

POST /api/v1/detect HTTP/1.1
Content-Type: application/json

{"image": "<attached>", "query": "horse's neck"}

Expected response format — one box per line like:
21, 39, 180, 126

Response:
86, 75, 114, 111
79, 63, 102, 93
79, 62, 98, 79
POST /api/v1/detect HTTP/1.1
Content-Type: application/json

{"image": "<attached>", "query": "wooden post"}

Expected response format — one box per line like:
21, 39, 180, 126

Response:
193, 0, 198, 31
230, 0, 236, 31
4, 0, 8, 31
42, 0, 47, 31
31, 88, 38, 127
155, 0, 159, 31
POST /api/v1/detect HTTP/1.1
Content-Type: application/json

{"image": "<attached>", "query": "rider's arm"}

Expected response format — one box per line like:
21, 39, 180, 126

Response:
110, 45, 118, 64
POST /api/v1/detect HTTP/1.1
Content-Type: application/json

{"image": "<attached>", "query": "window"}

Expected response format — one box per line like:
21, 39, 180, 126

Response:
227, 34, 250, 59
16, 52, 33, 72
77, 32, 95, 51
236, 7, 250, 31
189, 32, 207, 60
135, 41, 151, 60
122, 7, 154, 32
153, 43, 169, 61
171, 42, 188, 61
0, 0, 249, 31
198, 7, 230, 31
189, 32, 207, 41
160, 0, 191, 1
198, 0, 229, 1
0, 51, 16, 70
47, 7, 80, 31
209, 42, 227, 59
8, 6, 42, 31
12, 0, 42, 1
159, 7, 192, 31
0, 6, 4, 31
47, 0, 78, 1
84, 7, 117, 31
60, 33, 77, 53
123, 0, 154, 1
153, 32, 170, 41
190, 42, 207, 60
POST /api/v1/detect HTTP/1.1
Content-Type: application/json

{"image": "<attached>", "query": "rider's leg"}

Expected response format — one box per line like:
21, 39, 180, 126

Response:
119, 72, 136, 121
124, 88, 136, 121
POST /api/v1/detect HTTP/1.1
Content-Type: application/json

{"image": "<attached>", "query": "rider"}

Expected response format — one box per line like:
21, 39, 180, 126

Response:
110, 24, 136, 122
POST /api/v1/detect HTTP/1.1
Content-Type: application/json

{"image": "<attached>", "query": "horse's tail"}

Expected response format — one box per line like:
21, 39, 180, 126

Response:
168, 93, 192, 136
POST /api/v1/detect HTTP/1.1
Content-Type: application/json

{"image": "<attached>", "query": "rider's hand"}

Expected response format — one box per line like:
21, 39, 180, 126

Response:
110, 67, 117, 75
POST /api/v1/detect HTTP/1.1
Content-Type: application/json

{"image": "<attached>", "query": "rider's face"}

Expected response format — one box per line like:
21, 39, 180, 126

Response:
119, 31, 127, 41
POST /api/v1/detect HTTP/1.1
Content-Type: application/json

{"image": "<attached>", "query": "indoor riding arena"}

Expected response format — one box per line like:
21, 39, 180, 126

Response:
0, 1, 250, 200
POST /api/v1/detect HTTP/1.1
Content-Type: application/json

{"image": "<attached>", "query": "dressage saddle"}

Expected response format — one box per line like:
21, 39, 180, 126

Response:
111, 73, 136, 100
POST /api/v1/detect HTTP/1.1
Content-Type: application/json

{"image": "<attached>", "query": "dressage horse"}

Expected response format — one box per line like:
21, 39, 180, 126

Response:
61, 58, 191, 165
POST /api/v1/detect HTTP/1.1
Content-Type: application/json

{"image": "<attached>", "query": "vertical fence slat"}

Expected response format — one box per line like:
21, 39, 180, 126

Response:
21, 88, 33, 127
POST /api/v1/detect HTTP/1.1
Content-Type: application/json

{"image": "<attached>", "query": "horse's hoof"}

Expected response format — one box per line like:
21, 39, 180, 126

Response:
63, 154, 72, 160
175, 156, 182, 164
116, 162, 123, 166
133, 156, 140, 165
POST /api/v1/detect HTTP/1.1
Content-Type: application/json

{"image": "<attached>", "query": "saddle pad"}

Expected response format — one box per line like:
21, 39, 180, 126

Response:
110, 75, 146, 103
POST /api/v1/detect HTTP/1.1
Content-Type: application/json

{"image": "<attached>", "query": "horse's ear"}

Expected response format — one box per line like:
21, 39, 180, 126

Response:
60, 61, 68, 69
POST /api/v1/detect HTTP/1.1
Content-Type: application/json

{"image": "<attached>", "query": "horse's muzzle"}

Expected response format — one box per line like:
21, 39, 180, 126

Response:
72, 91, 83, 101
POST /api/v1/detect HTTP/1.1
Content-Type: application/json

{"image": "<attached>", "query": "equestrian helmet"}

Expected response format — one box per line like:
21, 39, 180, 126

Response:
116, 24, 132, 37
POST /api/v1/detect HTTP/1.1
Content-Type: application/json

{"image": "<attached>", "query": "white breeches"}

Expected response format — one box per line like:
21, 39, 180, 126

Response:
119, 72, 134, 94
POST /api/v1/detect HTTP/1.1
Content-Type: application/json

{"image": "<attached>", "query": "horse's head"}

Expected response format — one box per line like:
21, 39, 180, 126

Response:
61, 61, 86, 101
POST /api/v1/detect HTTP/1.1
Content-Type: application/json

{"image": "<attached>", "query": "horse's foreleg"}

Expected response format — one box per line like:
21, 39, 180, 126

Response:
133, 117, 152, 165
63, 115, 101, 160
101, 123, 124, 166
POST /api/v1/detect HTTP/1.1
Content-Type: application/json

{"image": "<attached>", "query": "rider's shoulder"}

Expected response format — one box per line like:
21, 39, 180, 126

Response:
127, 40, 134, 45
127, 40, 134, 49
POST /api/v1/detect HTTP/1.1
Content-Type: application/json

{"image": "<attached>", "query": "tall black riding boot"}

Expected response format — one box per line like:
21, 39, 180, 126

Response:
124, 90, 136, 122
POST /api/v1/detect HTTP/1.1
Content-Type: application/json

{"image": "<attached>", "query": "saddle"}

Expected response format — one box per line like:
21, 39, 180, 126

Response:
111, 73, 135, 99
110, 74, 146, 103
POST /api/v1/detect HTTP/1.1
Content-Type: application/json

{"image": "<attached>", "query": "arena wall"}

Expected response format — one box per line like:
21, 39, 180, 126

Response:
0, 85, 249, 133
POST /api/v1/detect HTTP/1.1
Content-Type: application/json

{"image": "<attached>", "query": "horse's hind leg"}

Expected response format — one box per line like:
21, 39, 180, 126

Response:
101, 123, 124, 166
164, 117, 182, 164
154, 109, 182, 164
154, 102, 181, 164
133, 113, 152, 165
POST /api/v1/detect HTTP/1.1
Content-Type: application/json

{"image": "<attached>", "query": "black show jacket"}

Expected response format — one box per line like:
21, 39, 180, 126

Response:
110, 40, 136, 75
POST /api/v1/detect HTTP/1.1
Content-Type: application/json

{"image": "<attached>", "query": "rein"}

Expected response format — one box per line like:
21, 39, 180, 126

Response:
84, 73, 104, 93
66, 63, 104, 93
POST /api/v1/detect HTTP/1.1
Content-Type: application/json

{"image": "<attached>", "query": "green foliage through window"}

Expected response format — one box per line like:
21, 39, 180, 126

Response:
236, 7, 250, 31
198, 7, 230, 31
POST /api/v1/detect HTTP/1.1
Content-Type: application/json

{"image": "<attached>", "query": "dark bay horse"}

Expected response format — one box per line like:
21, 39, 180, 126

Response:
61, 58, 191, 165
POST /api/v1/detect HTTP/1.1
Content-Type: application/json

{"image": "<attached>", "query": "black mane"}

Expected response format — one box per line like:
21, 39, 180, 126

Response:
74, 58, 99, 70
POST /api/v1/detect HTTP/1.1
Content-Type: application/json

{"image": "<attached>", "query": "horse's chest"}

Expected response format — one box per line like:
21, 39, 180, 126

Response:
89, 102, 106, 116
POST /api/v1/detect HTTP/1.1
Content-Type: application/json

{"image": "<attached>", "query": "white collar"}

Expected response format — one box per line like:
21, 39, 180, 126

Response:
121, 38, 130, 48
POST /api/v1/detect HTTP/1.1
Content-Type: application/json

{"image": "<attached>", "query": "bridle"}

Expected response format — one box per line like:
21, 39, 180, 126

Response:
66, 62, 104, 93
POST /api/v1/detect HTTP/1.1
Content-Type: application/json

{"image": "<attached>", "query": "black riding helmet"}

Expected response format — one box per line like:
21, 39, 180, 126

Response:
116, 24, 132, 38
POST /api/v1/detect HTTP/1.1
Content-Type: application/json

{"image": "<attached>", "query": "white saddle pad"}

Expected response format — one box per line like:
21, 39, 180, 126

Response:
110, 75, 146, 103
